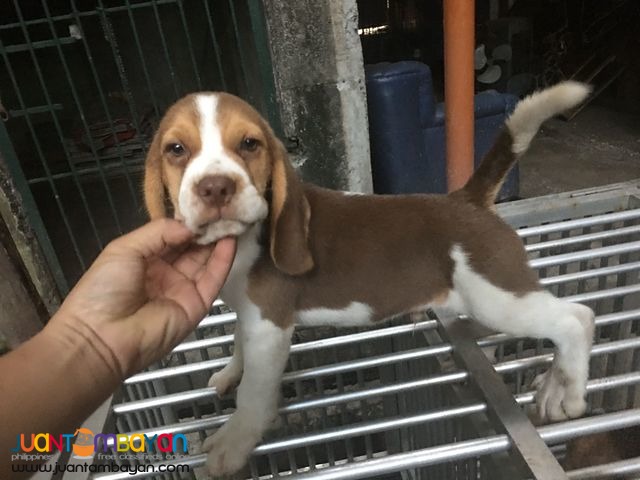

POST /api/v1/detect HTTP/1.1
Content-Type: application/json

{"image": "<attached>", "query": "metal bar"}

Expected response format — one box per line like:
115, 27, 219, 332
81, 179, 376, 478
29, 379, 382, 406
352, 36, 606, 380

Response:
184, 317, 436, 353
529, 240, 640, 268
253, 404, 487, 456
593, 308, 640, 327
175, 0, 203, 90
436, 310, 568, 480
197, 311, 237, 329
170, 333, 234, 353
518, 208, 640, 238
540, 261, 640, 286
1, 36, 77, 53
525, 224, 640, 252
8, 103, 63, 117
540, 408, 640, 444
227, 0, 251, 95
567, 456, 640, 479
124, 356, 229, 384
28, 163, 144, 185
149, 0, 181, 99
246, 0, 284, 135
282, 344, 453, 382
124, 0, 161, 118
202, 0, 228, 91
295, 320, 438, 351
563, 283, 640, 304
113, 387, 213, 414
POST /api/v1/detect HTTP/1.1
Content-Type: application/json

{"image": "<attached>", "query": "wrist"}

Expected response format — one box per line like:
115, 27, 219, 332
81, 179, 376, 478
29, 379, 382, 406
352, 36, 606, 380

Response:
0, 317, 122, 469
43, 315, 123, 389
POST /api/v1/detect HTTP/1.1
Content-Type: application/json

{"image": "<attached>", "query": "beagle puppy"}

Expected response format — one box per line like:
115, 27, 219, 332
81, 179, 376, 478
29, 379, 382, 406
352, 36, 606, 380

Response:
143, 82, 595, 476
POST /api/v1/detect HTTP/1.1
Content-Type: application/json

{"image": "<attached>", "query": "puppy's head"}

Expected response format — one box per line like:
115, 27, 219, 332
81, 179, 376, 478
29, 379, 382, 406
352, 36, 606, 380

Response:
144, 92, 313, 275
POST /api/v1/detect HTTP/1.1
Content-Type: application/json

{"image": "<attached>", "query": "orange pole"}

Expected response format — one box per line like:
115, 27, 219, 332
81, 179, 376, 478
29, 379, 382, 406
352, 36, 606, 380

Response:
444, 0, 475, 191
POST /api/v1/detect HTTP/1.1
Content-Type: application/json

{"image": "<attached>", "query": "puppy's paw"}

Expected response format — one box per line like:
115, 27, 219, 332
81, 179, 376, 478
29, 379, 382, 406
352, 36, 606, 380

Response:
532, 368, 586, 422
208, 365, 241, 397
202, 422, 257, 477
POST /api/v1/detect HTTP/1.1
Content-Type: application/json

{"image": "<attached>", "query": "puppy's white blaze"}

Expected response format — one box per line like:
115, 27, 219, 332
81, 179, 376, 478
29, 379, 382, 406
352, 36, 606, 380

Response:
506, 81, 591, 155
178, 93, 267, 243
296, 302, 374, 327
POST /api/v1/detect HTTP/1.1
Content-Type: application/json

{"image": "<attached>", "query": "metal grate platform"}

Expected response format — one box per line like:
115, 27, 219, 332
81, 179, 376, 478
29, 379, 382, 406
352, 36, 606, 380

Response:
90, 181, 640, 479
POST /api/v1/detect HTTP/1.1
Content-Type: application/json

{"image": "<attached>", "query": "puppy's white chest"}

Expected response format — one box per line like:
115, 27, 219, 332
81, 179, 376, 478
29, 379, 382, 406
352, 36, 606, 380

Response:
219, 225, 262, 310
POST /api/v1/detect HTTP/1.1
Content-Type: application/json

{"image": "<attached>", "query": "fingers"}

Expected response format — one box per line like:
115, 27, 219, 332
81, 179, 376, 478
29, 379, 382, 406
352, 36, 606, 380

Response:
171, 245, 214, 279
107, 219, 193, 259
195, 237, 237, 308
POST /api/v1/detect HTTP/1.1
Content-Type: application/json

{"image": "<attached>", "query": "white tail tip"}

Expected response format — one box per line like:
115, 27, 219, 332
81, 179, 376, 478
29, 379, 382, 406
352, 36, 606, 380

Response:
506, 81, 591, 155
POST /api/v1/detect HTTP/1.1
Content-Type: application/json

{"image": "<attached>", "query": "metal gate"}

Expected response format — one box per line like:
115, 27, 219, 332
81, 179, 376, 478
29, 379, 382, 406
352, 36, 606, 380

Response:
0, 0, 279, 294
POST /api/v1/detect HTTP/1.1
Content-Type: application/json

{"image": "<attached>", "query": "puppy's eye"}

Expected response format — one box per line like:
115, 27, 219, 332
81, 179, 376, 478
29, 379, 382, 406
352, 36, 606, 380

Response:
167, 143, 185, 156
240, 137, 259, 152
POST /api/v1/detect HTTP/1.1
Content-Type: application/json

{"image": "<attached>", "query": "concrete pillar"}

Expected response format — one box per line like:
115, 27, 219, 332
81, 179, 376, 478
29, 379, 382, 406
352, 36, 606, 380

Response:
0, 240, 43, 348
0, 158, 60, 320
262, 0, 373, 192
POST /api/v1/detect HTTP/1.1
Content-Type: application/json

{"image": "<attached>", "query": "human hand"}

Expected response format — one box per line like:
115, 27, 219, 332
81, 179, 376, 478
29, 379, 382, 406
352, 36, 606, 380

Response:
49, 219, 236, 380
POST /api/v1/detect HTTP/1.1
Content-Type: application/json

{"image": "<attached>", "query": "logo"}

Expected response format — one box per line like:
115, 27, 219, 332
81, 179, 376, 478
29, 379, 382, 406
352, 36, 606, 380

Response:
72, 428, 94, 459
11, 429, 188, 461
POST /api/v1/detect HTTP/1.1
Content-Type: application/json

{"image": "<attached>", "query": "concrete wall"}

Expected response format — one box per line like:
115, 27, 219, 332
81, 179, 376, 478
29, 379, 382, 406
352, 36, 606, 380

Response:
0, 157, 59, 320
263, 0, 373, 192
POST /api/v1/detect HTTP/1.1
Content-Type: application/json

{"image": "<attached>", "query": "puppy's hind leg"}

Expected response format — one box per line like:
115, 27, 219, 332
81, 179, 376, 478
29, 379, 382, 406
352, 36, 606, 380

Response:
449, 246, 595, 422
531, 302, 595, 421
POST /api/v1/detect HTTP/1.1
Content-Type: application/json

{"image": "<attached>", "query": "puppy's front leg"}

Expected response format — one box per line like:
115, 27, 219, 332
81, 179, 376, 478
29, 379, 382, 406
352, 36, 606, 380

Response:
208, 322, 244, 396
203, 313, 293, 476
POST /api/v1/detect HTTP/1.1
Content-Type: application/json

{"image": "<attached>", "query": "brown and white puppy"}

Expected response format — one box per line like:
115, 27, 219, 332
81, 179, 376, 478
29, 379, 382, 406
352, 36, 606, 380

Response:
144, 83, 595, 476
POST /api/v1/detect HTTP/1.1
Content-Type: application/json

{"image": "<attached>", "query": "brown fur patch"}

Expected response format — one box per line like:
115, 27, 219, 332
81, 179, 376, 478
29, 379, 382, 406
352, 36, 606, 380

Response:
460, 129, 516, 208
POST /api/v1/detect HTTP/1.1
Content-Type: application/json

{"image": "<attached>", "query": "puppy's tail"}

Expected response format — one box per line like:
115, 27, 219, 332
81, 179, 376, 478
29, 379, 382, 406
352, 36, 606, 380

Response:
462, 81, 591, 207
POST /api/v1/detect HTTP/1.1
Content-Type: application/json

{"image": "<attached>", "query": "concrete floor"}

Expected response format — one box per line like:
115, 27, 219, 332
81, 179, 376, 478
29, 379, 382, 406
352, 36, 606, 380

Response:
519, 103, 640, 198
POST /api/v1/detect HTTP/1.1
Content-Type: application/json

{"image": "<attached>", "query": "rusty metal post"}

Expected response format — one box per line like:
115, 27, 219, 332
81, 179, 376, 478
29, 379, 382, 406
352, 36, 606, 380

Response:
444, 0, 475, 191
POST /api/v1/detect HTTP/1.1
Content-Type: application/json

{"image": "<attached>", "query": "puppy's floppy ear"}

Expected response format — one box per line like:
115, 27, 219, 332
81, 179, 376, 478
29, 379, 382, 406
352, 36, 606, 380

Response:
143, 130, 167, 219
268, 137, 314, 275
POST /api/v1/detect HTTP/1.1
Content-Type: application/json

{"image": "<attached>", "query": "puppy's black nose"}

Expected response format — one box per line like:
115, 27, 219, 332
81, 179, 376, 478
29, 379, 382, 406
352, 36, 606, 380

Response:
196, 175, 236, 208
